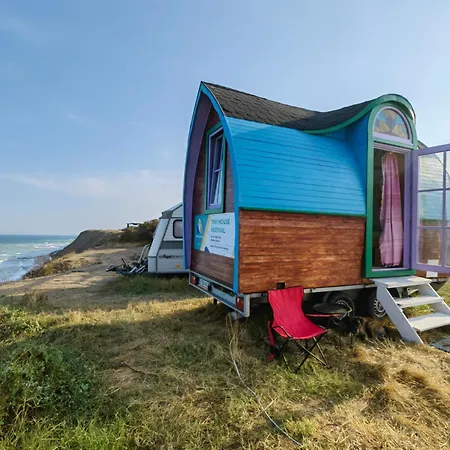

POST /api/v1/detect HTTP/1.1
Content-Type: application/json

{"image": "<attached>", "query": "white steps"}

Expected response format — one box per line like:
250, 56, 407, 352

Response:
374, 276, 430, 289
395, 296, 443, 308
371, 276, 450, 344
409, 313, 450, 332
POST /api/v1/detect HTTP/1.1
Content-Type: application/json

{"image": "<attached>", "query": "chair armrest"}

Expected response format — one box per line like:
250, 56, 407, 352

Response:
272, 324, 293, 339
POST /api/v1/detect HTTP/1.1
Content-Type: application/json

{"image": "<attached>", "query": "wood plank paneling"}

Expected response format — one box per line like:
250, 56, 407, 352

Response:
238, 210, 365, 293
416, 270, 449, 279
191, 109, 234, 287
192, 250, 234, 287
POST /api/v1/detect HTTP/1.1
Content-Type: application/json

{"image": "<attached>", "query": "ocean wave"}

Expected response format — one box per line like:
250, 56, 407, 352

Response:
0, 236, 74, 283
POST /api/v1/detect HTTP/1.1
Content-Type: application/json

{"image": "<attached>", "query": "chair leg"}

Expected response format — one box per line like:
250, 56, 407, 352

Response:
279, 340, 290, 370
314, 336, 327, 363
294, 335, 330, 372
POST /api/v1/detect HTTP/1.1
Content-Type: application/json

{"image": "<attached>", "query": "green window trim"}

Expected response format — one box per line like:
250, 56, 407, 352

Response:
204, 123, 226, 214
373, 136, 414, 150
364, 102, 418, 278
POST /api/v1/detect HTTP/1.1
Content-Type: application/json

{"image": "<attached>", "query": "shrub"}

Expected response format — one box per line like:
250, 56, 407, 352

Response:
0, 342, 107, 431
119, 219, 158, 243
25, 259, 74, 279
0, 307, 42, 342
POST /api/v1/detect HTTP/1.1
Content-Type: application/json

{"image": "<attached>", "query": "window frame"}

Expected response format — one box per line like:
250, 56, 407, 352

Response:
412, 144, 450, 274
173, 219, 183, 239
204, 124, 226, 214
364, 102, 418, 278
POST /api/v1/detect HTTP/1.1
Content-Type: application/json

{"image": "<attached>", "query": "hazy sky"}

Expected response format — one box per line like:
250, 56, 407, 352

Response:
1, 1, 450, 234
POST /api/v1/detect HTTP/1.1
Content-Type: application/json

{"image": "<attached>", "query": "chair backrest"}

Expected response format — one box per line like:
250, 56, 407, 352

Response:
268, 286, 311, 338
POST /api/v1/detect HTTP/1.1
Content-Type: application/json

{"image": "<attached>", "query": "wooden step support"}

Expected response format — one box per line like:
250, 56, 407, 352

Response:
371, 276, 450, 344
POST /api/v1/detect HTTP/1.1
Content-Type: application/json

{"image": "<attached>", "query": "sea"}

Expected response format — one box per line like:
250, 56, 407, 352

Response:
0, 235, 76, 283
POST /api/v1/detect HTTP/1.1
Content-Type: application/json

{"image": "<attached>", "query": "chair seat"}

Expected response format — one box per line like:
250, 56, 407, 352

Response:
274, 321, 327, 340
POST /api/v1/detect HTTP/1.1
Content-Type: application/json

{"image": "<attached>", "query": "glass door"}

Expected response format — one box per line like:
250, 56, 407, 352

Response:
413, 143, 450, 273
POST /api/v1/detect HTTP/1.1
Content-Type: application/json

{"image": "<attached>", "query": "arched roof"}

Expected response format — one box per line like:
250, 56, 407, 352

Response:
203, 82, 415, 132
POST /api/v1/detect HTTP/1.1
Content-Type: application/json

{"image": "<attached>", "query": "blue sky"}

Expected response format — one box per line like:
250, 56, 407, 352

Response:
1, 1, 450, 234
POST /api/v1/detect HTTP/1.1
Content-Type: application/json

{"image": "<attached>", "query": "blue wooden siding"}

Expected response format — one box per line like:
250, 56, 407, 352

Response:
348, 114, 369, 191
225, 117, 366, 216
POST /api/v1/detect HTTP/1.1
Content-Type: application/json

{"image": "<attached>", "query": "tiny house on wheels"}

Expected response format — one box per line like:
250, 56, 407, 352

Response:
183, 82, 450, 343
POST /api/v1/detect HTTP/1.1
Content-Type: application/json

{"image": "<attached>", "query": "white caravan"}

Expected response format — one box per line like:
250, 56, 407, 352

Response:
148, 203, 187, 275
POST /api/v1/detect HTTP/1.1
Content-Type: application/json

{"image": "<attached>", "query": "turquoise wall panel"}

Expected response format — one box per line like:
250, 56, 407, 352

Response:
348, 114, 369, 190
225, 118, 366, 216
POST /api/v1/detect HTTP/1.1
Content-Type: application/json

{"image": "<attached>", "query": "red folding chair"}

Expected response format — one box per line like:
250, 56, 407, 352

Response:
267, 286, 330, 372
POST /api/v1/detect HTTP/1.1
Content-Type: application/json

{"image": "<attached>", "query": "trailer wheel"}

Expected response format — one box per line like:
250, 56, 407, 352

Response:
364, 289, 387, 320
327, 292, 355, 316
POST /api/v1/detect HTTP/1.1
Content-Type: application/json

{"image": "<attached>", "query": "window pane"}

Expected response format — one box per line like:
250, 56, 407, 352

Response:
213, 136, 223, 170
372, 149, 405, 268
447, 190, 450, 227
418, 190, 443, 226
374, 108, 410, 141
213, 169, 223, 205
419, 153, 444, 190
207, 130, 225, 209
418, 227, 442, 265
446, 229, 450, 267
209, 171, 219, 205
173, 220, 183, 239
446, 151, 450, 187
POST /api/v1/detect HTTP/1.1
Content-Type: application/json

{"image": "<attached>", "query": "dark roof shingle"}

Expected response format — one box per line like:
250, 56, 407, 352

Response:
203, 82, 373, 131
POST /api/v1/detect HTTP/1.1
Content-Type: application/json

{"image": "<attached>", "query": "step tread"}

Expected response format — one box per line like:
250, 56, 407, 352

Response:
409, 312, 450, 332
371, 276, 430, 288
395, 296, 443, 308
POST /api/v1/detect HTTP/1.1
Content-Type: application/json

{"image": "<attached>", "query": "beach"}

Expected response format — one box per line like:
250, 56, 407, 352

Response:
0, 235, 76, 283
0, 244, 142, 309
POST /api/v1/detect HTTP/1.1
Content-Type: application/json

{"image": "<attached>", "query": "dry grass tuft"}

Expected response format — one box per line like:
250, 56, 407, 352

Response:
25, 253, 100, 279
20, 291, 48, 310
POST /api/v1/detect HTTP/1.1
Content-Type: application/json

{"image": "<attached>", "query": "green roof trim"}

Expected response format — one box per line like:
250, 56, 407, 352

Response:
305, 94, 415, 135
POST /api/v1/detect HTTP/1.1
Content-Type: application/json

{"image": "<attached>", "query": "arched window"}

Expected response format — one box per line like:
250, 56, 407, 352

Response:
373, 107, 412, 145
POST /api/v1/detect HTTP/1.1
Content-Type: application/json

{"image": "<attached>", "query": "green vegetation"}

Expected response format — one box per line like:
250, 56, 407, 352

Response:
0, 305, 130, 449
0, 280, 449, 449
25, 258, 75, 278
119, 219, 159, 244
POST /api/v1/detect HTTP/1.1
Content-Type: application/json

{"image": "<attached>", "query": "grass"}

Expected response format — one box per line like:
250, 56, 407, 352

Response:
0, 279, 450, 449
106, 274, 196, 296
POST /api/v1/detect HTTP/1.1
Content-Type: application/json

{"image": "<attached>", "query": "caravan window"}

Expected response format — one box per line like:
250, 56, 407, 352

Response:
206, 127, 225, 212
173, 219, 183, 239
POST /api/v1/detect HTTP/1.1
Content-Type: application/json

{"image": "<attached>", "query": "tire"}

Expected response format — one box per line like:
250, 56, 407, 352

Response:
364, 288, 387, 320
326, 292, 355, 316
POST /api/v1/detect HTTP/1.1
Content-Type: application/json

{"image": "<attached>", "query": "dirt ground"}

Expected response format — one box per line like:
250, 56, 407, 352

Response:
0, 246, 142, 310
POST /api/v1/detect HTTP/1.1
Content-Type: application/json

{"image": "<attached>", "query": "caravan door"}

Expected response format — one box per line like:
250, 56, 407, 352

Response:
412, 143, 450, 274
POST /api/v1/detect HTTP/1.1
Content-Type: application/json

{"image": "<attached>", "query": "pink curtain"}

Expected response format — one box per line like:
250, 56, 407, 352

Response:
380, 153, 403, 267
